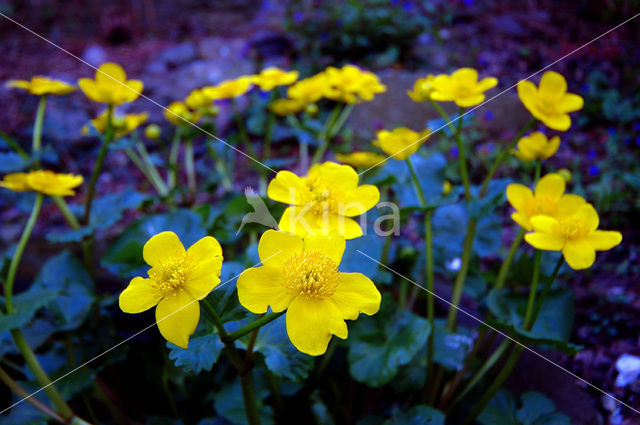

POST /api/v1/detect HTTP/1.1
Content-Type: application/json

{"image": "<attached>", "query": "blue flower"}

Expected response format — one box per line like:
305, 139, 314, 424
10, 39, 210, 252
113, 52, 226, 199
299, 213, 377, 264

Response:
588, 165, 600, 176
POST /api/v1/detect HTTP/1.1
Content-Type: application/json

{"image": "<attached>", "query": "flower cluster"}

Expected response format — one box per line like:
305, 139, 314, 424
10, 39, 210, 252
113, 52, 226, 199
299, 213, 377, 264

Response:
1, 170, 83, 196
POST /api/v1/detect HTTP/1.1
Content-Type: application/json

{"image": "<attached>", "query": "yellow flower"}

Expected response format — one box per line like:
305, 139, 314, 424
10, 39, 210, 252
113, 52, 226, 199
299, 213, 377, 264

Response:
506, 173, 586, 231
269, 98, 306, 116
325, 65, 386, 103
335, 152, 386, 169
373, 127, 430, 160
287, 73, 330, 104
6, 76, 76, 96
268, 162, 380, 239
78, 63, 143, 105
164, 101, 200, 126
119, 231, 223, 348
407, 75, 435, 102
83, 111, 148, 137
512, 131, 560, 162
145, 124, 162, 140
517, 71, 584, 131
184, 88, 212, 111
431, 68, 498, 107
442, 180, 452, 196
237, 230, 381, 355
525, 204, 622, 270
1, 170, 83, 196
203, 76, 254, 100
254, 67, 299, 91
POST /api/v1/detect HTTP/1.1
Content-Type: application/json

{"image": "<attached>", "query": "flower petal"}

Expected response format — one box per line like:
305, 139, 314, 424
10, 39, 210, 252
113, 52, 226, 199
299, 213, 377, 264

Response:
541, 113, 571, 131
511, 212, 532, 231
258, 229, 304, 269
119, 277, 163, 313
331, 273, 381, 320
308, 162, 359, 192
278, 206, 319, 238
586, 230, 622, 251
143, 231, 185, 267
534, 173, 565, 200
303, 234, 346, 265
574, 204, 599, 232
517, 80, 538, 110
525, 232, 564, 251
237, 266, 293, 313
556, 194, 586, 218
539, 71, 567, 98
96, 63, 126, 84
558, 93, 584, 113
184, 236, 223, 298
322, 215, 363, 239
530, 215, 559, 233
456, 94, 485, 107
476, 76, 498, 91
267, 171, 310, 205
343, 184, 380, 216
285, 296, 347, 356
506, 183, 533, 211
562, 240, 595, 270
155, 291, 200, 348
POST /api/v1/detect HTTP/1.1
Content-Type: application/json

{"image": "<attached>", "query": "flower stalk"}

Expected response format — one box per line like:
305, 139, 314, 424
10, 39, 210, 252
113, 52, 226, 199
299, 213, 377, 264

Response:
83, 104, 114, 225
32, 95, 47, 167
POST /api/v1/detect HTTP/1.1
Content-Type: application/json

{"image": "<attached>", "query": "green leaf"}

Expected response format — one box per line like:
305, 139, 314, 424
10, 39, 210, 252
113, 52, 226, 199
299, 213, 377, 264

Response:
384, 153, 447, 209
242, 315, 313, 382
0, 289, 59, 333
101, 209, 207, 278
348, 295, 430, 387
32, 251, 94, 331
167, 324, 224, 375
213, 370, 274, 425
388, 405, 445, 425
0, 152, 27, 173
487, 288, 581, 355
478, 390, 571, 425
207, 261, 249, 323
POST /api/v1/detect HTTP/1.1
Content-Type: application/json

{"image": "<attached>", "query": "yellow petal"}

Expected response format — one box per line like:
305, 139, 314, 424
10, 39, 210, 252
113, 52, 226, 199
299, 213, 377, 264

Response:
534, 173, 565, 200
574, 204, 599, 232
476, 77, 498, 91
237, 266, 293, 313
267, 170, 310, 205
452, 68, 478, 82
308, 162, 359, 192
78, 79, 101, 102
126, 80, 144, 97
184, 236, 223, 299
558, 93, 584, 113
541, 113, 571, 131
511, 212, 532, 231
278, 206, 318, 237
562, 239, 595, 270
525, 232, 564, 251
258, 229, 304, 269
456, 94, 485, 108
322, 214, 363, 239
96, 63, 126, 84
285, 296, 347, 356
530, 215, 559, 233
556, 194, 586, 218
331, 273, 381, 320
119, 277, 163, 313
539, 71, 567, 98
343, 185, 380, 217
586, 230, 622, 251
544, 135, 561, 158
155, 290, 200, 348
303, 234, 346, 265
516, 80, 538, 110
143, 231, 185, 267
506, 184, 533, 211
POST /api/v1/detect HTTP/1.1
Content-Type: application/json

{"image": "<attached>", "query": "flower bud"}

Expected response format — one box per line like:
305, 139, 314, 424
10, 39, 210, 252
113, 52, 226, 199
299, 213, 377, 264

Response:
305, 103, 319, 116
557, 168, 572, 183
145, 124, 161, 140
442, 180, 452, 196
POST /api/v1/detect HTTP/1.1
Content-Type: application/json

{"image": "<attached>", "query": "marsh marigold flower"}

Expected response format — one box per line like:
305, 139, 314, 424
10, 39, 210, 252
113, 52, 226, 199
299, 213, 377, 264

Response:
184, 88, 212, 111
78, 63, 143, 105
525, 203, 622, 270
431, 68, 498, 107
325, 65, 386, 104
269, 98, 306, 116
203, 76, 253, 100
287, 73, 330, 104
517, 71, 584, 131
335, 152, 386, 169
512, 131, 560, 162
373, 127, 430, 160
164, 101, 200, 125
6, 76, 75, 96
268, 162, 380, 239
237, 230, 381, 355
145, 124, 162, 140
83, 111, 148, 137
254, 67, 299, 91
506, 173, 586, 231
119, 231, 223, 348
407, 75, 435, 102
1, 170, 83, 196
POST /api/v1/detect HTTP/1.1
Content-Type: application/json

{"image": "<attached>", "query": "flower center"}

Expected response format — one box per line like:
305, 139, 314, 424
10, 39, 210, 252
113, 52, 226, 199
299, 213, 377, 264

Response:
455, 85, 472, 98
305, 177, 345, 215
556, 217, 588, 240
526, 196, 557, 218
537, 96, 558, 116
281, 251, 340, 299
149, 256, 189, 295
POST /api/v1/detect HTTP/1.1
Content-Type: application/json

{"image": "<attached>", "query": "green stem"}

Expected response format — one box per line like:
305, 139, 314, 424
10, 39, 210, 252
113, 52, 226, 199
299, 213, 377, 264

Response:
0, 129, 29, 160
262, 92, 277, 162
52, 196, 80, 230
4, 193, 42, 313
534, 159, 542, 183
125, 148, 162, 193
523, 250, 542, 328
168, 127, 181, 189
184, 137, 196, 198
226, 312, 285, 342
530, 256, 563, 323
206, 140, 233, 191
495, 229, 525, 290
406, 157, 427, 207
233, 101, 259, 161
429, 100, 456, 133
0, 365, 65, 423
10, 329, 74, 419
327, 103, 354, 138
136, 140, 169, 195
32, 95, 47, 167
82, 105, 113, 225
311, 104, 342, 165
454, 107, 471, 200
446, 218, 477, 331
480, 118, 536, 197
240, 371, 261, 425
